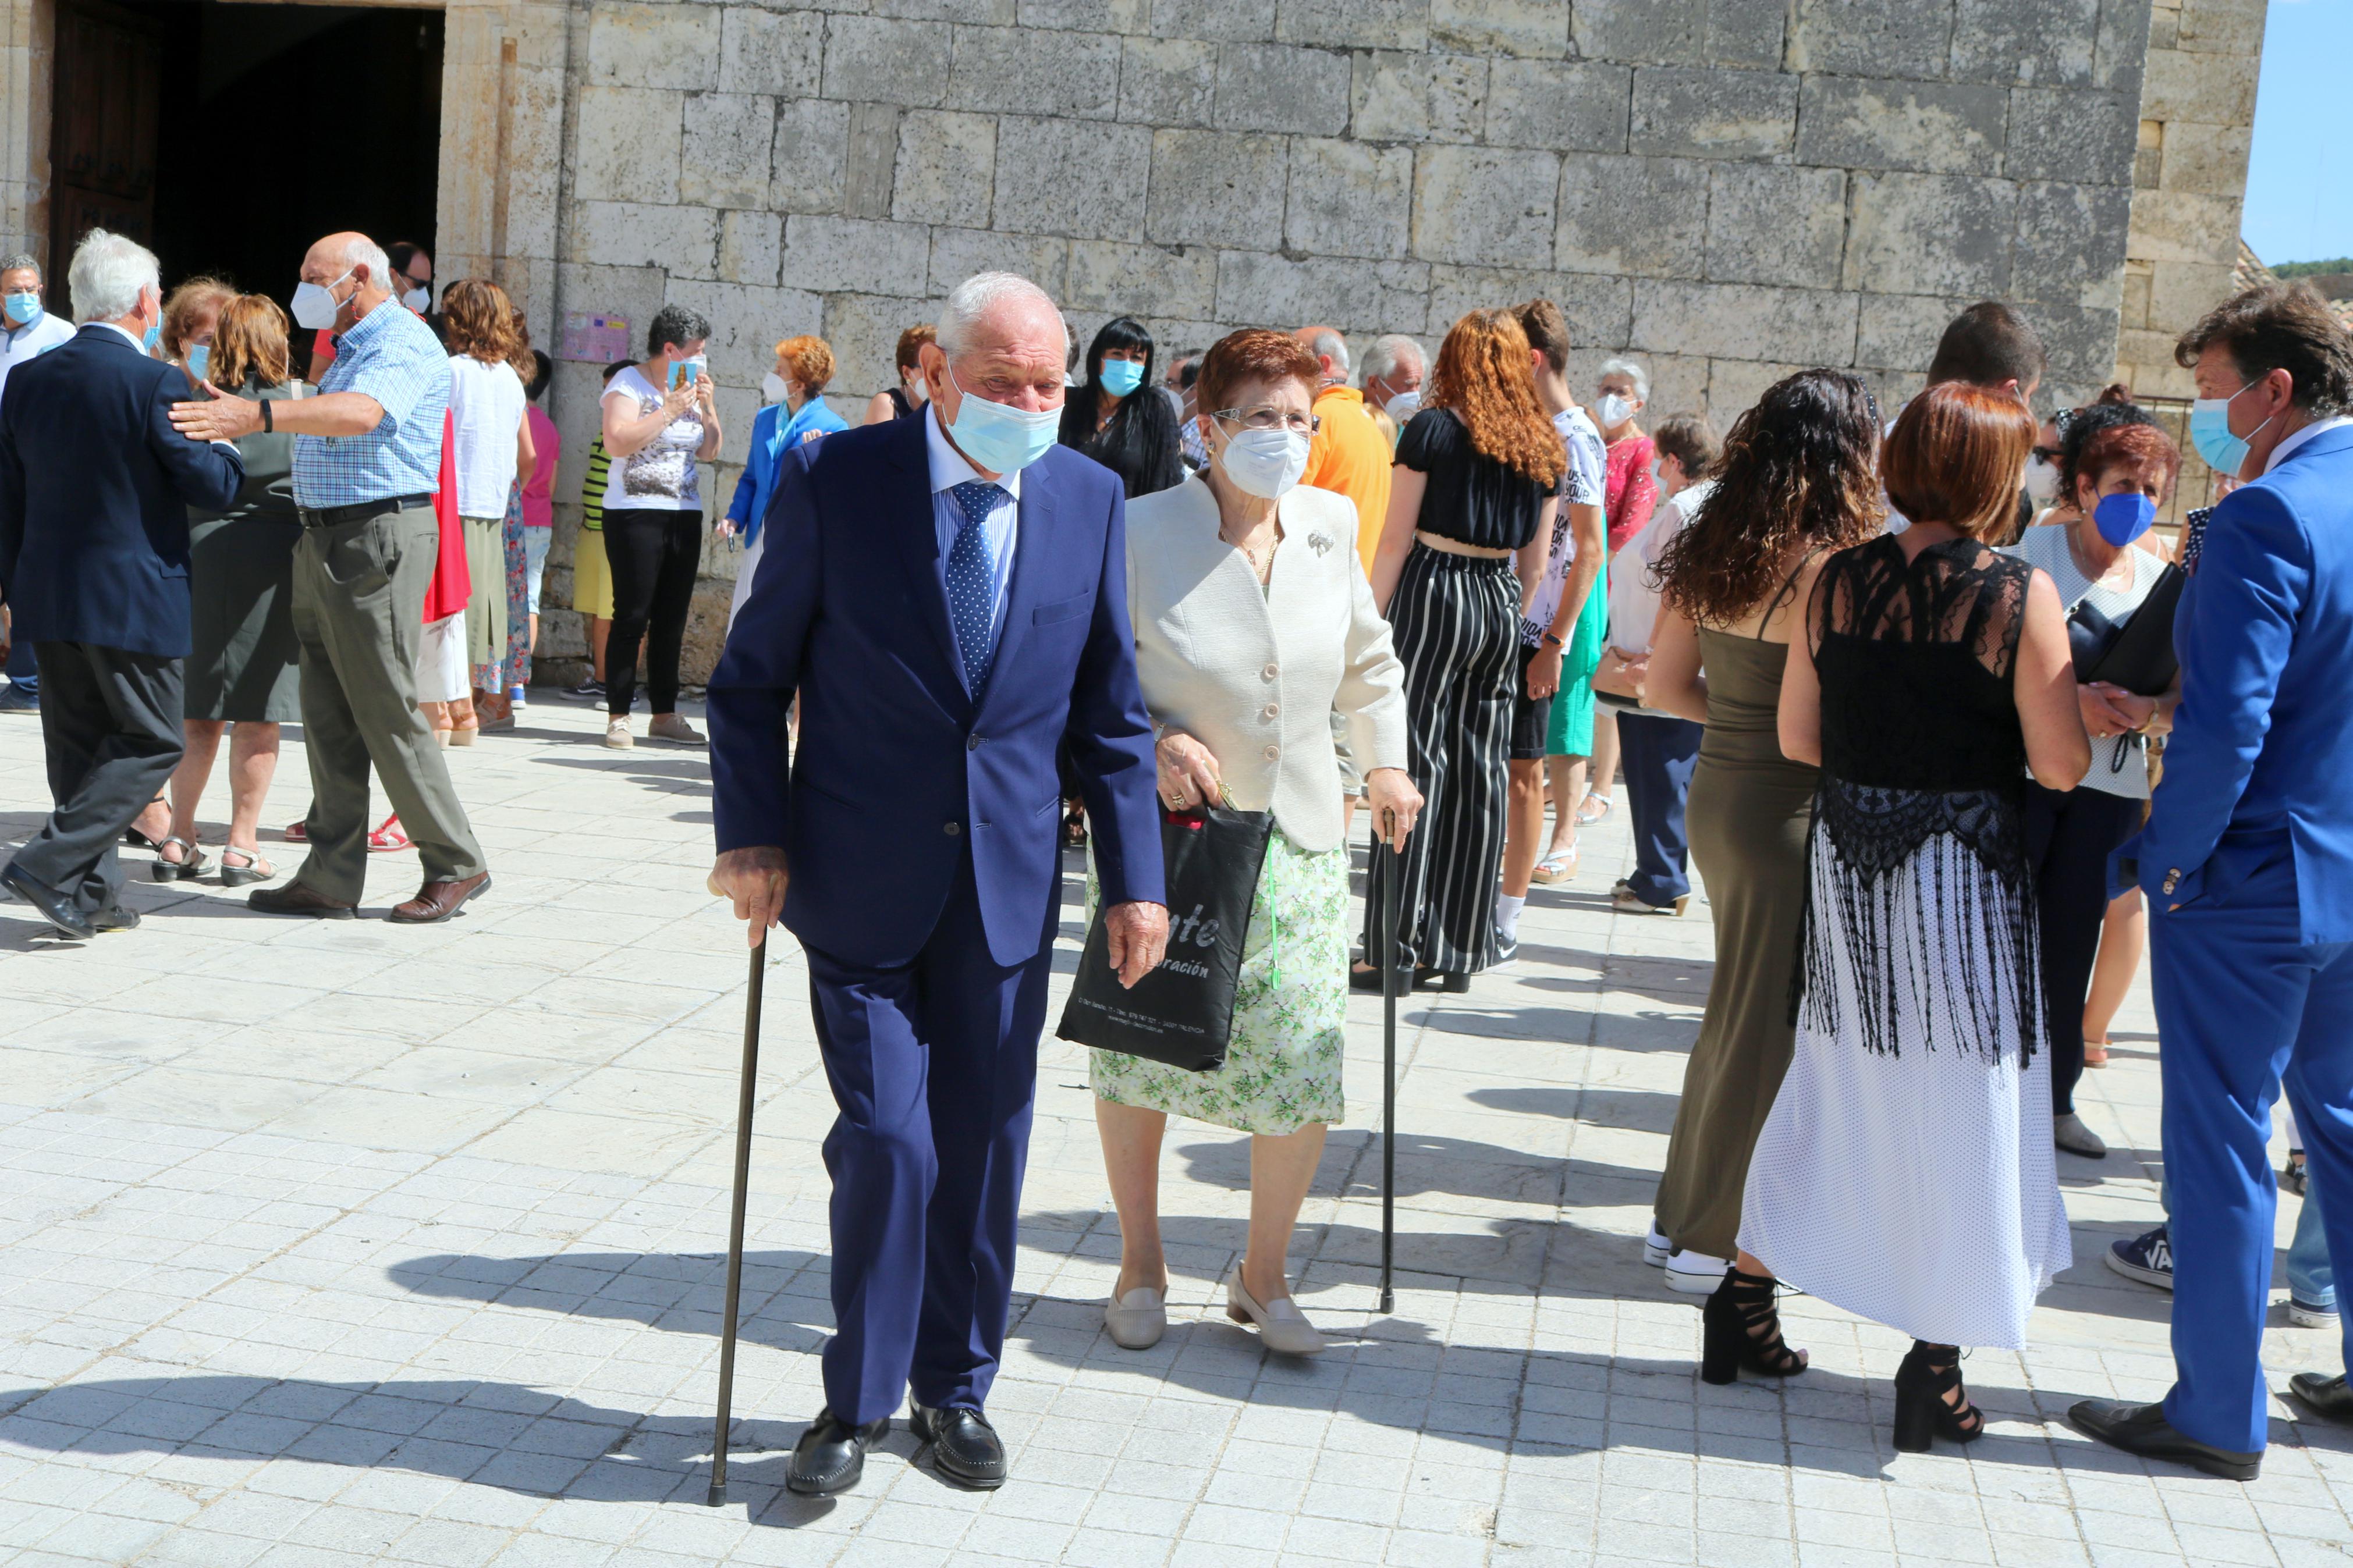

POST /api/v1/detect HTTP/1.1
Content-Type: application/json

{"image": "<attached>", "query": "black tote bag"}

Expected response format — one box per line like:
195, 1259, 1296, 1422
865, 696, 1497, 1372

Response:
1056, 805, 1273, 1072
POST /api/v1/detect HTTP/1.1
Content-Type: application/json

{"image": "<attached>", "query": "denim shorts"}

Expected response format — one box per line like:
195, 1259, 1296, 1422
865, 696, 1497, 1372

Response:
523, 527, 553, 617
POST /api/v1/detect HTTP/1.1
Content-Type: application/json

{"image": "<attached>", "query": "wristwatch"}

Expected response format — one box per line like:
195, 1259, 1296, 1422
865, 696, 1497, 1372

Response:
1541, 631, 1564, 648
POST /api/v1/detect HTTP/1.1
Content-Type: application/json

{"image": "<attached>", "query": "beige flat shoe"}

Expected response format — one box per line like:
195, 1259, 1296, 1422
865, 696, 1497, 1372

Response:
1227, 1270, 1325, 1356
1104, 1286, 1167, 1350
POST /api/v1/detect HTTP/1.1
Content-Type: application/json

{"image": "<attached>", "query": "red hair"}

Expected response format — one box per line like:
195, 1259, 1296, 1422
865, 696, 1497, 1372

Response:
1194, 328, 1319, 422
2074, 421, 2181, 508
1883, 383, 2036, 541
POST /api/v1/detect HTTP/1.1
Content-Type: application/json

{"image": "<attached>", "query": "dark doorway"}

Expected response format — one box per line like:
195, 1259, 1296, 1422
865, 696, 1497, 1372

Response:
51, 0, 442, 307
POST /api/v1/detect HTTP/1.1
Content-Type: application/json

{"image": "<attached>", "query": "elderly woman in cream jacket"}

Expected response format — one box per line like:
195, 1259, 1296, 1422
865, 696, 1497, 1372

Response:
1094, 329, 1422, 1357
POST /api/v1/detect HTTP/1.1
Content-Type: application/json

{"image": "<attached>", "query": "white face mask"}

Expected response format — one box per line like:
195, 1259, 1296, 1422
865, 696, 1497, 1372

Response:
2023, 453, 2061, 504
290, 268, 353, 332
1384, 388, 1421, 422
401, 286, 430, 314
762, 372, 791, 406
1218, 426, 1312, 501
1598, 393, 1635, 428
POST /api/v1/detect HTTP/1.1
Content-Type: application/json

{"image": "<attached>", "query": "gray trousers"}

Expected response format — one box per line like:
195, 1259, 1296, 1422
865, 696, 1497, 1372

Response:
9, 642, 183, 914
289, 505, 486, 904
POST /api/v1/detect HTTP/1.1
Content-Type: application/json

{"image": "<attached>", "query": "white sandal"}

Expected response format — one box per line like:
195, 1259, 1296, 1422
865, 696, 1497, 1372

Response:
1575, 791, 1613, 824
1530, 847, 1579, 885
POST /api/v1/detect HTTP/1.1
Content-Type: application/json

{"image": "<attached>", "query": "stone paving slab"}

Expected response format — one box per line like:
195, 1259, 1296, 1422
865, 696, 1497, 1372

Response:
0, 698, 2345, 1567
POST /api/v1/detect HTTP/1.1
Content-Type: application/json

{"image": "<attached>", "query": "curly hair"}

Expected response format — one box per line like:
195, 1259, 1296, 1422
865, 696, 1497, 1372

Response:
776, 333, 836, 392
1654, 369, 1885, 626
207, 294, 292, 390
441, 278, 524, 366
1424, 310, 1564, 489
161, 276, 233, 362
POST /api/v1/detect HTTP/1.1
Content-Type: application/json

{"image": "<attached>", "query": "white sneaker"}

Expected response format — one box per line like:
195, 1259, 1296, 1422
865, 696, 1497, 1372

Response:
1643, 1220, 1672, 1268
2289, 1297, 2339, 1331
1664, 1249, 1728, 1293
604, 717, 633, 749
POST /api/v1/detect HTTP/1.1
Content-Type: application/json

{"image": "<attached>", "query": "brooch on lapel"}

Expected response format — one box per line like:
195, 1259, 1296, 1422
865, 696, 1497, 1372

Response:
1305, 531, 1333, 556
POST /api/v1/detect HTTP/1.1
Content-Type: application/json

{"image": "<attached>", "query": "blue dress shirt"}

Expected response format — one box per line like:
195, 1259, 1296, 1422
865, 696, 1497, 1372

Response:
924, 404, 1018, 657
293, 298, 449, 508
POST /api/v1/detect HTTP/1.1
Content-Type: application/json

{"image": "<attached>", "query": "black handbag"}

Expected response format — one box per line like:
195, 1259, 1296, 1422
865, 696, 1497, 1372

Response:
2068, 562, 2184, 696
1056, 804, 1273, 1072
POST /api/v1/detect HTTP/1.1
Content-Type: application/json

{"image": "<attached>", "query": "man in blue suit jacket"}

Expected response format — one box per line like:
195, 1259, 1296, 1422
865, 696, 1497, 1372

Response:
0, 229, 242, 938
707, 273, 1166, 1495
2075, 285, 2353, 1475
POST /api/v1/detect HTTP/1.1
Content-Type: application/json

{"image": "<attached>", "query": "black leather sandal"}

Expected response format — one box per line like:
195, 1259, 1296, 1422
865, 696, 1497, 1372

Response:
1893, 1341, 1985, 1451
1701, 1267, 1809, 1384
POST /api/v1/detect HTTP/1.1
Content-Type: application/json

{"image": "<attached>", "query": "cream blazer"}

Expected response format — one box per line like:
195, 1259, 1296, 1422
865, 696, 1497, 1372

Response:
1125, 476, 1408, 853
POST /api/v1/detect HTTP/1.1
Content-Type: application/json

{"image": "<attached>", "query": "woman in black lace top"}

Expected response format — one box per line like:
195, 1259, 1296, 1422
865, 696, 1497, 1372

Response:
1738, 383, 2091, 1453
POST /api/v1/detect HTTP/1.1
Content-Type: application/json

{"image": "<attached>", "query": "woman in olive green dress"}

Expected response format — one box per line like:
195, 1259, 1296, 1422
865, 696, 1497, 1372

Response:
154, 294, 306, 886
1091, 329, 1422, 1357
1637, 371, 1884, 1370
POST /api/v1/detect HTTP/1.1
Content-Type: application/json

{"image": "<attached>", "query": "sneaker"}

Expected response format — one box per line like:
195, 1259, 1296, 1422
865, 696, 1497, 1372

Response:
2106, 1225, 2173, 1290
1664, 1249, 1727, 1293
0, 684, 37, 713
563, 678, 605, 702
1643, 1219, 1671, 1268
507, 684, 528, 709
648, 713, 707, 746
2284, 1151, 2308, 1196
605, 717, 633, 749
2054, 1111, 2107, 1158
2289, 1296, 2339, 1331
1490, 931, 1519, 968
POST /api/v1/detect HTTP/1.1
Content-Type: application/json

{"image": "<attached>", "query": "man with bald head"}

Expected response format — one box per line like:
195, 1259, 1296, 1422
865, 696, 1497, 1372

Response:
171, 232, 487, 923
708, 272, 1166, 1495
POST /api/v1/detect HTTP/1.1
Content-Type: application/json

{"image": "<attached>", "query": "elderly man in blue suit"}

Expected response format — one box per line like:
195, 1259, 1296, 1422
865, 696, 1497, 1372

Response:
0, 229, 243, 938
2074, 285, 2353, 1477
707, 272, 1167, 1496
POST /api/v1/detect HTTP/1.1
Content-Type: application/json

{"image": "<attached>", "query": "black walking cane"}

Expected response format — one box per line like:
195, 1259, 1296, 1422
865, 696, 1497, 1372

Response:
706, 934, 766, 1507
1377, 808, 1402, 1315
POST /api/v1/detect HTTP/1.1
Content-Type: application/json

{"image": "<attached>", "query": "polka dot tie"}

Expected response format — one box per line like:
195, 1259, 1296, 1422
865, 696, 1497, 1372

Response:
945, 480, 1004, 694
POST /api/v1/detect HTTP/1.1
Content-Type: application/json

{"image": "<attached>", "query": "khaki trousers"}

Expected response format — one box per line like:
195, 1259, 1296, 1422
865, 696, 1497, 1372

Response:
289, 504, 487, 904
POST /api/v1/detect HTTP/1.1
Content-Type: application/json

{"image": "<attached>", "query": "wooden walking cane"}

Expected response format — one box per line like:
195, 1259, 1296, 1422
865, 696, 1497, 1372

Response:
706, 934, 766, 1507
1378, 808, 1401, 1316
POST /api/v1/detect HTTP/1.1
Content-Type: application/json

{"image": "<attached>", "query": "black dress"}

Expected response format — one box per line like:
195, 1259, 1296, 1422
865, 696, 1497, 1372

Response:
1738, 534, 2069, 1349
186, 378, 304, 722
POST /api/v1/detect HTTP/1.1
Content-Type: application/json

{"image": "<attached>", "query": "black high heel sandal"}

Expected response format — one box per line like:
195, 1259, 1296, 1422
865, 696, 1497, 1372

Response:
1700, 1267, 1808, 1385
1892, 1341, 1984, 1452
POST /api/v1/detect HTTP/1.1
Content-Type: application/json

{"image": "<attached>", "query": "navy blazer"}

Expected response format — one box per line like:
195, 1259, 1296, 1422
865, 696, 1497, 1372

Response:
708, 410, 1165, 969
0, 324, 244, 658
2141, 424, 2353, 942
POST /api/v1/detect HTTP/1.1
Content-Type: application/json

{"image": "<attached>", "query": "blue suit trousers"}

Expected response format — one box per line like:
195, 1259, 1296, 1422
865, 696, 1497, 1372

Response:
1615, 710, 1702, 908
2153, 837, 2353, 1452
802, 847, 1054, 1425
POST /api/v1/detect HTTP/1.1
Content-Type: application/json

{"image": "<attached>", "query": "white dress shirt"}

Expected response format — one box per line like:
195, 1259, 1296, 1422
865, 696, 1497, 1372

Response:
925, 403, 1020, 656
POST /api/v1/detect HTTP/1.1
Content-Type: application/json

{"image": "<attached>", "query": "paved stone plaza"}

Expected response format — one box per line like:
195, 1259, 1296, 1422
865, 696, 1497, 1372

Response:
0, 699, 2345, 1567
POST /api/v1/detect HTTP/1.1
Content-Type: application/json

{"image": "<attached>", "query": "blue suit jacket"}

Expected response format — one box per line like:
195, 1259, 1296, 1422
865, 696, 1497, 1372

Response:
0, 325, 244, 658
2141, 424, 2353, 942
708, 411, 1165, 969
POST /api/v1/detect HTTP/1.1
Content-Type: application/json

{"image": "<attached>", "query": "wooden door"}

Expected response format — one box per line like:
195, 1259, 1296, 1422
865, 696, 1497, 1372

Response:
49, 0, 165, 269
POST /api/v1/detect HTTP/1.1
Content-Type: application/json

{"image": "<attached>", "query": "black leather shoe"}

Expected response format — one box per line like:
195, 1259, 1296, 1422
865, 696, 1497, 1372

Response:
2290, 1371, 2353, 1424
1, 864, 95, 940
785, 1408, 890, 1496
88, 904, 140, 933
248, 882, 358, 919
910, 1400, 1006, 1489
2068, 1398, 2262, 1480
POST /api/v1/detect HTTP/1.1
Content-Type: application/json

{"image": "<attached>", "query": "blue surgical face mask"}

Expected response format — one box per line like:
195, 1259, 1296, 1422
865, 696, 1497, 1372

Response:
1096, 358, 1145, 398
2092, 490, 2156, 547
946, 367, 1062, 475
2189, 381, 2275, 479
186, 344, 210, 382
143, 319, 162, 353
2, 292, 37, 326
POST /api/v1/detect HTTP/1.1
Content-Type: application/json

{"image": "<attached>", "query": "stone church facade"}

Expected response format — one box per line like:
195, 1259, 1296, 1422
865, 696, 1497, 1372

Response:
0, 0, 2269, 681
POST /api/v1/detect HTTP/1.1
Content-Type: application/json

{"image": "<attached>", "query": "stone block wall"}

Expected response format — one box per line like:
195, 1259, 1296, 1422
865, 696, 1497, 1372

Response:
530, 0, 2166, 686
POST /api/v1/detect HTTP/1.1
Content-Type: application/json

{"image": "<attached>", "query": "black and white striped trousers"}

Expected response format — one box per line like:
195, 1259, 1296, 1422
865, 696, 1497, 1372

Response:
1364, 546, 1520, 975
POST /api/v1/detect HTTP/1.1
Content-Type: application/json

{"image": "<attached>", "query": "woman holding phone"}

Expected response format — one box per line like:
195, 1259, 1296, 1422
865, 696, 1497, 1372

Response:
598, 304, 721, 749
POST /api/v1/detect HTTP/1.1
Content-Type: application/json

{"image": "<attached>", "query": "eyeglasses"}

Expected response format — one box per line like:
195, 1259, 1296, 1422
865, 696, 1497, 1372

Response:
1210, 406, 1319, 435
2031, 445, 2063, 464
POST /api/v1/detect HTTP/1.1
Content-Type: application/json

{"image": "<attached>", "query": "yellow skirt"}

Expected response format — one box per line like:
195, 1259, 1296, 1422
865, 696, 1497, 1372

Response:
572, 526, 614, 620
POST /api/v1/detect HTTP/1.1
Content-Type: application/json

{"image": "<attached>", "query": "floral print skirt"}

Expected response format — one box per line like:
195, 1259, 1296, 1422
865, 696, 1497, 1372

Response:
471, 482, 530, 694
1089, 829, 1350, 1136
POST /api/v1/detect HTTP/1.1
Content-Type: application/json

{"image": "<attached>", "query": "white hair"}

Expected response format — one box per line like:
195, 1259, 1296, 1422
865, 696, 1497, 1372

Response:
937, 272, 1066, 360
1599, 355, 1651, 403
66, 229, 160, 323
1362, 333, 1425, 383
324, 233, 394, 290
1303, 327, 1350, 378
